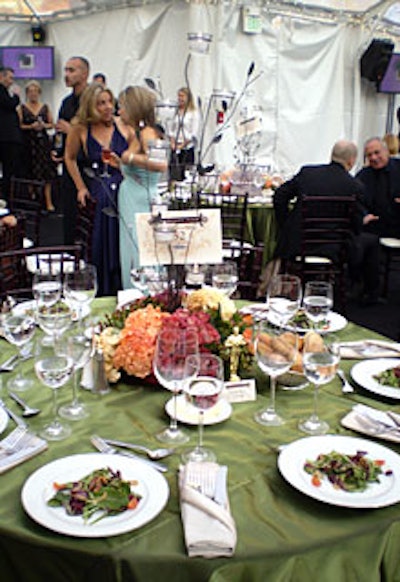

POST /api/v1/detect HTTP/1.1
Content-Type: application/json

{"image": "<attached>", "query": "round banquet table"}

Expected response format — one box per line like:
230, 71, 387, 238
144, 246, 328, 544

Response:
0, 297, 400, 582
245, 202, 278, 264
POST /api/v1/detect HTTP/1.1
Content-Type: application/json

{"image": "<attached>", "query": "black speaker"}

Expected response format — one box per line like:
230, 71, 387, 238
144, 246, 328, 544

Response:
360, 39, 394, 84
31, 24, 46, 43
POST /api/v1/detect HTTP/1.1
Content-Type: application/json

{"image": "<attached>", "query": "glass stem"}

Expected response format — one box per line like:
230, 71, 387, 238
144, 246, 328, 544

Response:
198, 410, 204, 448
170, 386, 178, 432
311, 383, 319, 422
268, 376, 276, 413
52, 388, 59, 422
72, 369, 79, 404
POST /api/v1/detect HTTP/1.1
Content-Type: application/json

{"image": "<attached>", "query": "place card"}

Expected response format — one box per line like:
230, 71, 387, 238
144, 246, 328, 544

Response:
222, 379, 257, 403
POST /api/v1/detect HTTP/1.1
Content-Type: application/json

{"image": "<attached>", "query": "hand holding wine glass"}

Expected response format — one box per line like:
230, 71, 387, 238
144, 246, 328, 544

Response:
298, 334, 340, 435
303, 281, 333, 329
101, 146, 112, 177
267, 274, 302, 327
182, 353, 224, 463
254, 322, 298, 426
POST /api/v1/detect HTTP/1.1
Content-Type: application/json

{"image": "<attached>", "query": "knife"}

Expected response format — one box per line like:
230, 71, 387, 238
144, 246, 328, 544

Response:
90, 435, 168, 473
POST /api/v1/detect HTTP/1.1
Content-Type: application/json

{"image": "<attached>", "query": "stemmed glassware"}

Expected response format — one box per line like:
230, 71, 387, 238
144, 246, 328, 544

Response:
182, 353, 224, 463
153, 328, 199, 444
64, 264, 98, 337
101, 146, 112, 177
254, 322, 298, 426
267, 274, 302, 327
32, 269, 62, 346
3, 312, 36, 392
212, 261, 238, 297
303, 281, 334, 329
34, 354, 75, 440
57, 334, 92, 421
36, 301, 72, 347
299, 336, 340, 435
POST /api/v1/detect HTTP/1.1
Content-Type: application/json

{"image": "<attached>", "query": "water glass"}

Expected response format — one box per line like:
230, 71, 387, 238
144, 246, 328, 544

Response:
3, 313, 36, 392
212, 262, 238, 297
267, 274, 302, 327
303, 281, 334, 328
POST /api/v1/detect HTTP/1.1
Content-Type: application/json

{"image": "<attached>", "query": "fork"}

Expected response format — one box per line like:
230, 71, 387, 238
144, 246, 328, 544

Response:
91, 435, 168, 473
337, 369, 354, 394
354, 414, 400, 436
0, 426, 29, 454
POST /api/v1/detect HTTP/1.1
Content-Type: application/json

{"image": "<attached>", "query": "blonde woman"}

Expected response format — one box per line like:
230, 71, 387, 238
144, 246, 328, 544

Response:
64, 83, 131, 295
169, 86, 199, 181
17, 80, 57, 211
118, 85, 167, 288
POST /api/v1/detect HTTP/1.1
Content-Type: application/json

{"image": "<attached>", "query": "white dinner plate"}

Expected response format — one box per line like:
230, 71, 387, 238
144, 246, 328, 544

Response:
0, 407, 9, 434
21, 453, 169, 537
267, 310, 347, 334
13, 300, 90, 322
239, 303, 269, 319
351, 358, 400, 399
165, 394, 232, 425
278, 435, 400, 508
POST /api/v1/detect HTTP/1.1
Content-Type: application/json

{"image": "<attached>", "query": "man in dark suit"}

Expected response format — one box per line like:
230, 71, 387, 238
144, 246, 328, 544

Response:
0, 67, 23, 201
53, 56, 89, 243
356, 137, 400, 238
273, 140, 381, 304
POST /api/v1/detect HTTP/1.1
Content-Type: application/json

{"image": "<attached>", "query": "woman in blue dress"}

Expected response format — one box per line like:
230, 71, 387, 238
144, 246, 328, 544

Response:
118, 86, 168, 289
65, 83, 131, 295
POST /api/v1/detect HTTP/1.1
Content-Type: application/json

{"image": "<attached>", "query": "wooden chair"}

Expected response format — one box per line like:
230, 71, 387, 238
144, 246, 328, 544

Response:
0, 243, 83, 301
196, 191, 252, 260
74, 197, 97, 264
380, 237, 400, 296
237, 244, 265, 300
9, 178, 46, 245
288, 195, 356, 312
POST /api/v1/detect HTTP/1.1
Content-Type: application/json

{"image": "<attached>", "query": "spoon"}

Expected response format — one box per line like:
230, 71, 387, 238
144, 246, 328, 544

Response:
8, 392, 41, 417
337, 369, 354, 394
103, 438, 174, 460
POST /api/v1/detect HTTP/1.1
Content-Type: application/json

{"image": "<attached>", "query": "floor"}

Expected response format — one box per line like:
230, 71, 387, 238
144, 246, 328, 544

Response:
39, 202, 400, 341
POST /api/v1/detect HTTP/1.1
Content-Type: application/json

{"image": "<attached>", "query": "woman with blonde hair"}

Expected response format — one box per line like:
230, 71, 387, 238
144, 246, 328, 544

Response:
17, 80, 57, 211
169, 86, 199, 181
118, 85, 167, 288
65, 82, 131, 295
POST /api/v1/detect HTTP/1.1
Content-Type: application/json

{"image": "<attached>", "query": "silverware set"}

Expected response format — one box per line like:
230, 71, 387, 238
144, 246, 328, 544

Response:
91, 435, 169, 473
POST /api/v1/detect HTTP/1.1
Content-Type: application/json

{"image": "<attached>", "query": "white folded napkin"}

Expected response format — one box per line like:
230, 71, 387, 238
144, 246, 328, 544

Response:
117, 289, 143, 309
339, 339, 400, 359
179, 461, 237, 558
0, 430, 47, 474
341, 403, 400, 443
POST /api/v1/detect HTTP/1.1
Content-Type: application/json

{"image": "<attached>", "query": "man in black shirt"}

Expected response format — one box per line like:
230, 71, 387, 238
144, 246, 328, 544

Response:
54, 56, 89, 243
0, 67, 23, 201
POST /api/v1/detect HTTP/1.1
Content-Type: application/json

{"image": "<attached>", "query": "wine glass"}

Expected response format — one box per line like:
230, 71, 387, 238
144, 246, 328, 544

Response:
64, 264, 98, 336
57, 334, 92, 421
212, 261, 238, 297
3, 312, 36, 392
298, 337, 340, 435
101, 146, 111, 177
267, 274, 302, 327
153, 328, 199, 444
35, 355, 74, 440
303, 281, 334, 329
182, 353, 224, 463
185, 264, 206, 291
36, 301, 72, 346
254, 322, 298, 426
32, 269, 62, 346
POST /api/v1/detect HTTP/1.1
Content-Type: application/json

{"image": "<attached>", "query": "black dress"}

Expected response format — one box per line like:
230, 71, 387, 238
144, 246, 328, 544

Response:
21, 104, 57, 182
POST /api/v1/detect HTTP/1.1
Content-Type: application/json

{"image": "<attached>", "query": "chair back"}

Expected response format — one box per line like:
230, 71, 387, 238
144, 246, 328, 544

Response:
0, 216, 25, 253
9, 178, 46, 245
237, 244, 265, 300
74, 197, 97, 263
0, 243, 84, 302
196, 191, 249, 259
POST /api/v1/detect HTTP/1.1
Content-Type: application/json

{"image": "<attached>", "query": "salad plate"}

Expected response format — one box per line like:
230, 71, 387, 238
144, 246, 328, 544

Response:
21, 453, 169, 537
278, 434, 400, 508
267, 310, 347, 334
0, 407, 9, 435
13, 300, 91, 322
165, 394, 232, 425
351, 358, 400, 399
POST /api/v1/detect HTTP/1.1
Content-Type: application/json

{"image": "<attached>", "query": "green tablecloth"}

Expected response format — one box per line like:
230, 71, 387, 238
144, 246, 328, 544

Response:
1, 297, 400, 582
245, 203, 278, 264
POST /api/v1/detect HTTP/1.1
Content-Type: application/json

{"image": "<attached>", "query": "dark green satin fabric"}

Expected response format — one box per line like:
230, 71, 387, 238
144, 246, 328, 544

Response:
245, 204, 278, 264
1, 297, 400, 582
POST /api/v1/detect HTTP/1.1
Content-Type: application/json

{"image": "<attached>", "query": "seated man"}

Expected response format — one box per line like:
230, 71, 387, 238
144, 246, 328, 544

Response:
356, 137, 400, 238
273, 139, 381, 304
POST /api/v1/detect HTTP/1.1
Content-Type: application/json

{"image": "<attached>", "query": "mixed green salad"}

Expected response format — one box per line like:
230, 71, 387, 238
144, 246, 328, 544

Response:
47, 467, 141, 523
288, 309, 329, 331
374, 366, 400, 388
304, 450, 391, 492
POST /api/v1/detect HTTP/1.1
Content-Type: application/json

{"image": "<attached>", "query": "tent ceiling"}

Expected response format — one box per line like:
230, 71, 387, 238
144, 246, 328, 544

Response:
0, 0, 399, 25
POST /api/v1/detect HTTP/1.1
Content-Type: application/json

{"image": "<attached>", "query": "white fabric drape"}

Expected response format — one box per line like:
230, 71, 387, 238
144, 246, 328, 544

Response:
0, 0, 398, 174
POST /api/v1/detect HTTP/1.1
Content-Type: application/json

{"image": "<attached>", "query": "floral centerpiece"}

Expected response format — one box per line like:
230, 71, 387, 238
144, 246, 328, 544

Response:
97, 288, 254, 384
